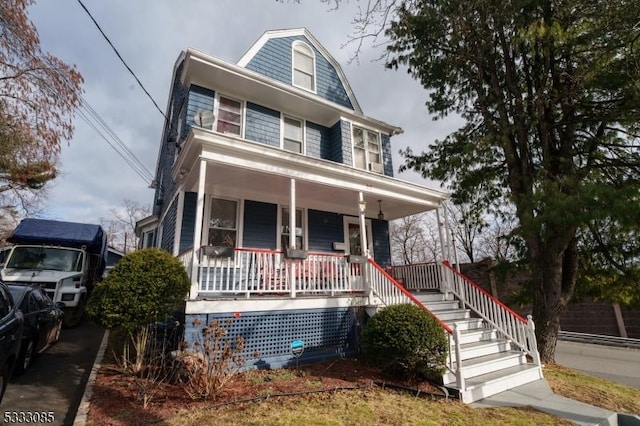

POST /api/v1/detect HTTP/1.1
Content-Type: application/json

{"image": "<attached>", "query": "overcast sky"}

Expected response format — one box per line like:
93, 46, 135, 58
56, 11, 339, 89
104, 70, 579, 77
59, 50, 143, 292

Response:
27, 0, 461, 225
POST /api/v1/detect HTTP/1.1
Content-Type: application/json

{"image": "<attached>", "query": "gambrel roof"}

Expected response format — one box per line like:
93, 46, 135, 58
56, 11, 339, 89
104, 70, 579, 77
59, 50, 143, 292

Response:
237, 28, 363, 114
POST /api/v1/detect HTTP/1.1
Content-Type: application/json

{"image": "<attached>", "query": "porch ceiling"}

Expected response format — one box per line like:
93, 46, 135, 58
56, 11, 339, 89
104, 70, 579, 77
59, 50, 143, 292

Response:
175, 129, 448, 220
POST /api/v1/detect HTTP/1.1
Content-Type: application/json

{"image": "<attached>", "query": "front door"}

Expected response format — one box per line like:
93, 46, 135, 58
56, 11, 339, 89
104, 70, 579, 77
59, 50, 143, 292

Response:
343, 217, 373, 290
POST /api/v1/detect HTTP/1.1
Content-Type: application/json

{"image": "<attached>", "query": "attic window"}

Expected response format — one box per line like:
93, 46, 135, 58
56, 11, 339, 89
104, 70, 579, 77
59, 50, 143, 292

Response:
292, 41, 315, 92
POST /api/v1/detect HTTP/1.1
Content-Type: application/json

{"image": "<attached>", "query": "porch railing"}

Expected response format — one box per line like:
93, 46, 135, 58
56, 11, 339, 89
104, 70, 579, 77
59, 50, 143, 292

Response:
179, 246, 360, 298
440, 262, 541, 366
388, 262, 442, 291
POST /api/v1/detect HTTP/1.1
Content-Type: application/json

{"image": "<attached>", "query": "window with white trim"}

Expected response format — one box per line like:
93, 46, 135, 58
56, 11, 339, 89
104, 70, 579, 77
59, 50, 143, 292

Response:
215, 95, 242, 136
283, 116, 303, 153
292, 42, 315, 92
353, 125, 383, 173
281, 207, 304, 249
208, 198, 238, 248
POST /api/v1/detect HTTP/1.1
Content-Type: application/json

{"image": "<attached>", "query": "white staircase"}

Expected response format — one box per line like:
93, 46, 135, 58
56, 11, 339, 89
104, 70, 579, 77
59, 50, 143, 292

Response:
414, 292, 543, 403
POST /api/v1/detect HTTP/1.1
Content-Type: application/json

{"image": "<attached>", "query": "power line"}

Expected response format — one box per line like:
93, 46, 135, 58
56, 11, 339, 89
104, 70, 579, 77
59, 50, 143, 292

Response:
76, 100, 154, 184
80, 98, 154, 181
75, 0, 167, 121
78, 105, 152, 186
0, 12, 155, 186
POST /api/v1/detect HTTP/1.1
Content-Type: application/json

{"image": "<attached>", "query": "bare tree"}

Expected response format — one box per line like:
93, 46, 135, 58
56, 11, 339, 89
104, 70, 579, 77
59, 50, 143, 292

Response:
445, 202, 488, 263
389, 212, 440, 265
101, 199, 150, 253
0, 0, 84, 217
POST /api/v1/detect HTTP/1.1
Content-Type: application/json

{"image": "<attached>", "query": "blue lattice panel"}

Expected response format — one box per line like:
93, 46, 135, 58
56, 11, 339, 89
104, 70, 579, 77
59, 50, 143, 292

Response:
184, 308, 358, 369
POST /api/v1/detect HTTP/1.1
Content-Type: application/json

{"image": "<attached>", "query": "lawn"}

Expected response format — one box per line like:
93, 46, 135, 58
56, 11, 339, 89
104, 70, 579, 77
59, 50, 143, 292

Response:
86, 335, 640, 426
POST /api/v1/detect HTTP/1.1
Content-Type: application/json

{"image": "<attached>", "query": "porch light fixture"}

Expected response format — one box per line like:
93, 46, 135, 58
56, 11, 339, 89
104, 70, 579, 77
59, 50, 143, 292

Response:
377, 200, 384, 220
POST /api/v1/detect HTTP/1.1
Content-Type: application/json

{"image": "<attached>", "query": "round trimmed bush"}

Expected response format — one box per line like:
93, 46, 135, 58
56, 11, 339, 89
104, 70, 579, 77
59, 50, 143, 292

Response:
86, 248, 190, 332
361, 303, 449, 381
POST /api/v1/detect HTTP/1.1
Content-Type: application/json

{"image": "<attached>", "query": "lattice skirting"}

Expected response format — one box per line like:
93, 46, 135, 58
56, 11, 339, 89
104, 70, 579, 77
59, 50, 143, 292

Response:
183, 307, 360, 369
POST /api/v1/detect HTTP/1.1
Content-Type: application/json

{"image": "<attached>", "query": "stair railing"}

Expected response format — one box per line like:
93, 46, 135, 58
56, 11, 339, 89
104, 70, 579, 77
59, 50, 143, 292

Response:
440, 262, 541, 367
366, 260, 464, 385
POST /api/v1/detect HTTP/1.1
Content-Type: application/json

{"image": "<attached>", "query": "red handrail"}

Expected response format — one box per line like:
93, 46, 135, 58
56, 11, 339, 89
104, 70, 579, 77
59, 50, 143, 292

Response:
441, 261, 527, 324
369, 259, 453, 334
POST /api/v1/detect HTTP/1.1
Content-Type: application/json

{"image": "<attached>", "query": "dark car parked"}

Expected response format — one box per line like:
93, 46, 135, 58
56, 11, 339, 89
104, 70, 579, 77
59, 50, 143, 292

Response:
0, 280, 23, 404
7, 285, 63, 375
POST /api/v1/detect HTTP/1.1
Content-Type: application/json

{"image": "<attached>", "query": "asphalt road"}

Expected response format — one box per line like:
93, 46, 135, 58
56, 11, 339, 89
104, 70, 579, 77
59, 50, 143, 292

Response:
555, 340, 640, 389
1, 319, 105, 426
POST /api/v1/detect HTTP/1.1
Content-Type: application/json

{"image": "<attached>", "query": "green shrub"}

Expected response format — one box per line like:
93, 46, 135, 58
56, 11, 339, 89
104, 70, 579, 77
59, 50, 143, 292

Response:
86, 248, 190, 332
361, 303, 449, 382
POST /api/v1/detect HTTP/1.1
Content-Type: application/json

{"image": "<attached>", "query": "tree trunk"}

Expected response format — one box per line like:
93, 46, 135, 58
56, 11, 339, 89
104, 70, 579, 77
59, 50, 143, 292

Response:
530, 237, 578, 363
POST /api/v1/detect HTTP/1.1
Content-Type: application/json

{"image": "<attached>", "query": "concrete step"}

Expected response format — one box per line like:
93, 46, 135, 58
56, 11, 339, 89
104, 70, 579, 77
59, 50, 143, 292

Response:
432, 308, 471, 322
424, 300, 460, 311
455, 327, 498, 345
443, 351, 528, 384
450, 339, 512, 362
412, 292, 454, 303
447, 318, 485, 331
456, 364, 543, 403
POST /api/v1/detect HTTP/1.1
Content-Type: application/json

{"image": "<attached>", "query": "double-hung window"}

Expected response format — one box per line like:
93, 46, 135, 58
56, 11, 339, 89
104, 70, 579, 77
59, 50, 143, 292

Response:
283, 116, 303, 153
208, 198, 238, 248
292, 42, 315, 92
353, 125, 383, 173
215, 96, 242, 136
281, 207, 304, 250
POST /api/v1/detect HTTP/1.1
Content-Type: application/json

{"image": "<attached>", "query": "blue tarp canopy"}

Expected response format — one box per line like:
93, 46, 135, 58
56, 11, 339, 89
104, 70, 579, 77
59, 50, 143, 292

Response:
8, 218, 107, 256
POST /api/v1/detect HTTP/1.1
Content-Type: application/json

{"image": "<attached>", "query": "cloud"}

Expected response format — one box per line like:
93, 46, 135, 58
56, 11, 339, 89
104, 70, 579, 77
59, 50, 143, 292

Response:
25, 0, 460, 224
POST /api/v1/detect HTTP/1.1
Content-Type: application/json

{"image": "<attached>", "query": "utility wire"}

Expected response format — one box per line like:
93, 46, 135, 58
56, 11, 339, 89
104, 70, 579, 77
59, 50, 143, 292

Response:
75, 0, 167, 121
76, 102, 154, 184
81, 97, 153, 182
80, 98, 154, 181
0, 11, 155, 185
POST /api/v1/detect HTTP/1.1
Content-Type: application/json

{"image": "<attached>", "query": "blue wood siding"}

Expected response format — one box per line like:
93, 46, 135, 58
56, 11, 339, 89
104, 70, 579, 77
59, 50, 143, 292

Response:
381, 133, 394, 177
185, 85, 215, 139
160, 197, 178, 253
340, 120, 353, 166
179, 192, 197, 253
306, 121, 332, 160
244, 36, 354, 110
245, 102, 280, 147
242, 200, 277, 248
153, 61, 187, 218
308, 209, 343, 253
372, 219, 391, 267
329, 121, 343, 163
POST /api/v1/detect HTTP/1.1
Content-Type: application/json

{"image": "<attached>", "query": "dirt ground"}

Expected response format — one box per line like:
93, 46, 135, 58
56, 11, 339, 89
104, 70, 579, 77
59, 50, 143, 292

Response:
87, 357, 446, 425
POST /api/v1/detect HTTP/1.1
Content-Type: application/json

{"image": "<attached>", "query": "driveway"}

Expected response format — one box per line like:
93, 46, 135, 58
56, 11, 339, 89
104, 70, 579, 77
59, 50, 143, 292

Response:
1, 319, 105, 426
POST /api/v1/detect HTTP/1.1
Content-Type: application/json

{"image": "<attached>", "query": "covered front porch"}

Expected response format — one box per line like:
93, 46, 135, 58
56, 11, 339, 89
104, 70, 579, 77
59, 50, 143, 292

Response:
172, 127, 450, 301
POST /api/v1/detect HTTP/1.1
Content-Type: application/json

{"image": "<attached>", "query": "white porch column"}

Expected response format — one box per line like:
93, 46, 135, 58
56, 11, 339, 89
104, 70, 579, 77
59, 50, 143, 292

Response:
289, 178, 296, 298
436, 207, 447, 262
190, 159, 207, 300
444, 203, 453, 262
358, 192, 368, 257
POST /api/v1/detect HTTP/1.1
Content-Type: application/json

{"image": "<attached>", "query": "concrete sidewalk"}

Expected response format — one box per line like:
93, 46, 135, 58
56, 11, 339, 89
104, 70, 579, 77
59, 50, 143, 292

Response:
472, 379, 639, 425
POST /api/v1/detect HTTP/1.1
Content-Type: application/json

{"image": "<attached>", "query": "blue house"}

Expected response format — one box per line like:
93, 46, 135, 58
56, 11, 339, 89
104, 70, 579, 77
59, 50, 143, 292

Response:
137, 28, 543, 403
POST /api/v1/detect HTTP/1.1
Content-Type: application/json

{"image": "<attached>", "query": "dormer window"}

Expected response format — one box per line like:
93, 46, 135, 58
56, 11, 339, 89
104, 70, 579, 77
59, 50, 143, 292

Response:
292, 41, 315, 92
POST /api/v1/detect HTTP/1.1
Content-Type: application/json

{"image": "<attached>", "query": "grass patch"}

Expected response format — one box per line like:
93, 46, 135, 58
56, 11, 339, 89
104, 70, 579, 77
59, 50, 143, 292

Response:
165, 388, 571, 426
544, 363, 640, 415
